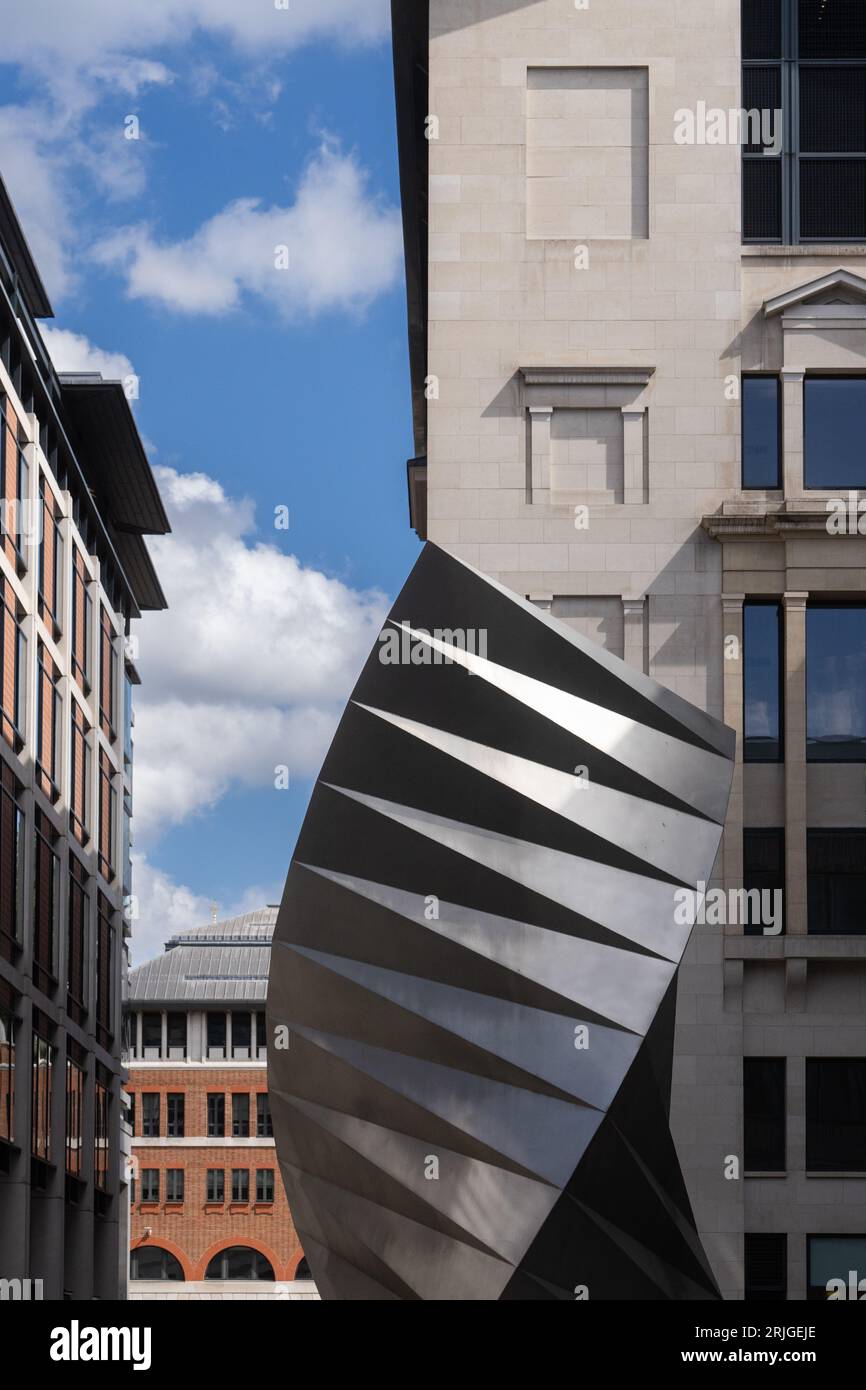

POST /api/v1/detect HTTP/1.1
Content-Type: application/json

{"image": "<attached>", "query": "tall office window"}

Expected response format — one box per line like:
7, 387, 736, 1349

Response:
95, 893, 114, 1048
742, 376, 782, 488
805, 378, 866, 488
231, 1011, 252, 1058
140, 1168, 159, 1203
743, 0, 866, 243
206, 1168, 225, 1204
743, 828, 786, 936
38, 478, 63, 636
744, 1233, 788, 1300
0, 575, 26, 753
0, 987, 14, 1145
744, 602, 783, 761
32, 812, 59, 993
808, 830, 866, 934
67, 855, 89, 1024
808, 1236, 866, 1299
31, 1028, 54, 1162
165, 1169, 184, 1204
94, 1066, 110, 1192
207, 1011, 226, 1057
256, 1168, 275, 1203
70, 704, 91, 845
65, 1055, 84, 1177
70, 548, 91, 693
256, 1093, 273, 1138
0, 764, 24, 959
35, 643, 60, 801
232, 1093, 250, 1138
807, 606, 866, 759
141, 1093, 160, 1138
231, 1168, 249, 1203
167, 1012, 186, 1058
207, 1092, 225, 1138
166, 1093, 185, 1138
744, 1057, 787, 1171
806, 1059, 866, 1170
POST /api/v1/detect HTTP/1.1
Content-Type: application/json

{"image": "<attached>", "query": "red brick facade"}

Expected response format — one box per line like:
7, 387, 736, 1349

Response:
129, 1067, 304, 1282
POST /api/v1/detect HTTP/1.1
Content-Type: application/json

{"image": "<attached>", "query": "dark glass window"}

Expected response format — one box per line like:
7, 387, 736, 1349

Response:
166, 1168, 184, 1203
256, 1013, 267, 1052
207, 1093, 225, 1138
206, 1168, 224, 1203
744, 1233, 788, 1300
231, 1168, 249, 1203
256, 1093, 273, 1138
166, 1093, 184, 1138
256, 1168, 274, 1203
141, 1012, 161, 1055
799, 1, 866, 59
0, 997, 15, 1145
742, 377, 781, 488
743, 0, 866, 243
808, 830, 866, 934
205, 1247, 274, 1281
232, 1011, 251, 1055
232, 1093, 250, 1138
141, 1092, 160, 1138
743, 0, 782, 60
206, 1011, 226, 1053
744, 602, 783, 762
807, 606, 866, 760
806, 1059, 866, 1170
808, 1235, 866, 1300
167, 1012, 186, 1056
31, 1032, 53, 1161
805, 379, 866, 488
130, 1246, 184, 1281
141, 1168, 159, 1203
744, 1058, 786, 1171
743, 829, 786, 936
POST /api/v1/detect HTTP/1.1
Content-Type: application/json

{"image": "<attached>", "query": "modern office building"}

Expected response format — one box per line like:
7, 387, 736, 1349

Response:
0, 175, 168, 1298
393, 0, 866, 1299
126, 908, 316, 1299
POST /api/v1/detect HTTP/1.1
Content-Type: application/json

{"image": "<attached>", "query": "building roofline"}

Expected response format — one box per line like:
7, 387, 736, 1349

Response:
0, 174, 53, 319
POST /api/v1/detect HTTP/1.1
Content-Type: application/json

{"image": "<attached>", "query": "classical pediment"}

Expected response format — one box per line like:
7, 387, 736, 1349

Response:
764, 268, 866, 318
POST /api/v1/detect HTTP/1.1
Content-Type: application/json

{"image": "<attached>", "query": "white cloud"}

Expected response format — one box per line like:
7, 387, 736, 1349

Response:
0, 0, 390, 70
93, 141, 403, 318
41, 326, 134, 380
129, 855, 213, 965
129, 855, 285, 967
132, 465, 389, 843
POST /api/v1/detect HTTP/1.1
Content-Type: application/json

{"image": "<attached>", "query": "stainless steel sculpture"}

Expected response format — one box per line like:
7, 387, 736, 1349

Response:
268, 544, 735, 1299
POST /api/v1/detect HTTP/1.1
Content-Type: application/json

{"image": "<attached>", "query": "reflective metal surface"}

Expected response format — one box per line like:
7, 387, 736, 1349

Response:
268, 543, 735, 1300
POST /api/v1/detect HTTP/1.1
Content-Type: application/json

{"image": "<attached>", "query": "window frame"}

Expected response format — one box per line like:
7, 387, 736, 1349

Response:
742, 0, 866, 245
741, 374, 783, 490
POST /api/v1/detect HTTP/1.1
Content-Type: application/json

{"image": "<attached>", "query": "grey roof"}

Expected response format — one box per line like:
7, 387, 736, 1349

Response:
129, 907, 278, 1004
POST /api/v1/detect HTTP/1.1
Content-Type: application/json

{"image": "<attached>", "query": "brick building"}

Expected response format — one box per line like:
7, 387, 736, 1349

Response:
0, 171, 168, 1299
127, 908, 316, 1299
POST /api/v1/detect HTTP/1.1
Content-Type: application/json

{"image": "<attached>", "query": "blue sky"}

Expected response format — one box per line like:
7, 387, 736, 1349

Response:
0, 1, 420, 959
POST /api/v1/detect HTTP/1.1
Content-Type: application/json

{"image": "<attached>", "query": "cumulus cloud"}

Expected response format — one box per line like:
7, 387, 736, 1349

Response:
92, 141, 403, 318
41, 326, 134, 380
0, 0, 390, 70
132, 465, 389, 842
129, 855, 285, 967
